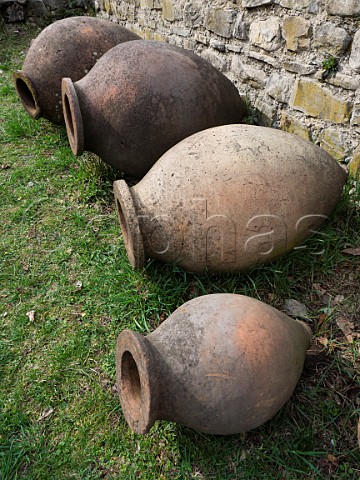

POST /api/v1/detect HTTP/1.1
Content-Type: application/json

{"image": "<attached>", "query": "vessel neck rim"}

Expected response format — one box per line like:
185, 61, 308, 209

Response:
13, 71, 41, 119
116, 330, 159, 434
113, 179, 145, 269
61, 77, 84, 155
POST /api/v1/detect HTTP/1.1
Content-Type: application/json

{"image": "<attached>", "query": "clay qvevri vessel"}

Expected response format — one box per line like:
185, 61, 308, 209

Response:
61, 40, 245, 177
114, 124, 347, 273
13, 16, 140, 124
116, 293, 311, 435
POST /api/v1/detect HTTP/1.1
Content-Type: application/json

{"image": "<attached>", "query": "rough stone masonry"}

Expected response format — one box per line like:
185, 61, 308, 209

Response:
96, 0, 360, 176
0, 0, 91, 25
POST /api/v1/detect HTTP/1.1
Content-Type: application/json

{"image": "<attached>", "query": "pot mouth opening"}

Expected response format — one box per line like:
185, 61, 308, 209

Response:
61, 78, 84, 155
13, 72, 41, 119
116, 330, 159, 434
117, 198, 131, 249
113, 180, 145, 269
63, 94, 74, 138
121, 351, 142, 420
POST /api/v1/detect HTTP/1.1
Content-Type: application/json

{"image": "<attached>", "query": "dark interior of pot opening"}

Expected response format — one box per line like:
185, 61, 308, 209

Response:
15, 78, 36, 114
121, 351, 142, 418
63, 93, 75, 140
116, 199, 130, 247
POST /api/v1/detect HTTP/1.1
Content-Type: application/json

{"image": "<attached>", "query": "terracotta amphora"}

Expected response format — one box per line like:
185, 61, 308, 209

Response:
113, 124, 347, 273
61, 40, 245, 177
13, 16, 140, 124
116, 293, 311, 435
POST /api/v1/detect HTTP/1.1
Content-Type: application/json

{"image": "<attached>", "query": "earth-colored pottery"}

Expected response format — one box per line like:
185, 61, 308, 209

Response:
13, 16, 140, 124
61, 40, 245, 176
113, 124, 347, 273
116, 293, 312, 435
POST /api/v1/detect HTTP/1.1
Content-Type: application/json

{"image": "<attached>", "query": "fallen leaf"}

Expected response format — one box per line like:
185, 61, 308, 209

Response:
26, 310, 35, 322
318, 337, 329, 347
283, 299, 309, 319
37, 407, 54, 421
318, 313, 328, 328
342, 247, 360, 256
336, 316, 354, 337
327, 454, 337, 465
312, 283, 326, 295
1, 164, 10, 169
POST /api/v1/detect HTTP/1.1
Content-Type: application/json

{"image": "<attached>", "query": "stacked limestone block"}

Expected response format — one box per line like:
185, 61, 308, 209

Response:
96, 0, 360, 176
0, 0, 91, 24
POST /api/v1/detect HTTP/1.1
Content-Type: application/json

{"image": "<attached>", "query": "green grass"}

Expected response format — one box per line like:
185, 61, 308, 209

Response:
1, 24, 360, 480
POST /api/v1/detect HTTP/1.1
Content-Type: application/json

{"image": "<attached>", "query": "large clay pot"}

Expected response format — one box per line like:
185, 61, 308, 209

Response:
113, 124, 347, 273
61, 40, 245, 177
116, 293, 311, 435
13, 16, 140, 124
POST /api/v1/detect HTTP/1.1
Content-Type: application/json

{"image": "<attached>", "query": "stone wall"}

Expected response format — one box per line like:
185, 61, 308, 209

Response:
0, 0, 93, 24
95, 0, 360, 176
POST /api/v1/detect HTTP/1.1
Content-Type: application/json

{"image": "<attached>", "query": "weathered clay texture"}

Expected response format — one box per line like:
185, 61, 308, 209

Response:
116, 293, 312, 434
62, 40, 245, 177
113, 124, 347, 273
13, 16, 140, 124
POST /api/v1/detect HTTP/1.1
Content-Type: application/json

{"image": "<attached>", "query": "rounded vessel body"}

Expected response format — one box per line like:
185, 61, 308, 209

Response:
14, 16, 140, 124
116, 294, 311, 434
113, 124, 347, 272
61, 40, 245, 176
